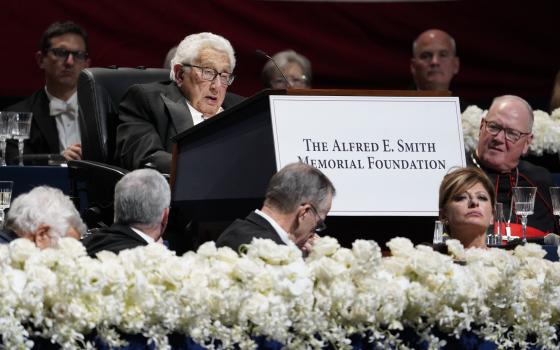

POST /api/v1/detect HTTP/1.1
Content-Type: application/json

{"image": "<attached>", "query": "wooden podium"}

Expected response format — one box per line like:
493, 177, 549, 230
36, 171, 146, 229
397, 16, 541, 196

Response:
170, 89, 451, 249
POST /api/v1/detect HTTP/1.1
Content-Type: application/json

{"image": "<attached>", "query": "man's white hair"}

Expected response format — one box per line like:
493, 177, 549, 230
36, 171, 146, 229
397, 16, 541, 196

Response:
169, 32, 236, 81
6, 186, 87, 245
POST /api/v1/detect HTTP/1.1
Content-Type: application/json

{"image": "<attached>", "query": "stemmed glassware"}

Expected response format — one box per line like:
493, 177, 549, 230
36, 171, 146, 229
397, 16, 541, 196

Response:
550, 187, 560, 229
0, 111, 15, 166
10, 112, 33, 166
0, 181, 13, 228
512, 187, 537, 243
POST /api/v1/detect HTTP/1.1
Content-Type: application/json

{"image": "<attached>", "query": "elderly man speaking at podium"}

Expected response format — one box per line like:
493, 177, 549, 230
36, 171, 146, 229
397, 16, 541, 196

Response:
116, 32, 244, 173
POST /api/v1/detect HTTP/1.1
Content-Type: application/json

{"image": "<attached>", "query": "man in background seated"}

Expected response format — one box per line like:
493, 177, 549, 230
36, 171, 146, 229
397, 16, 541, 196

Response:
82, 169, 170, 256
410, 29, 459, 92
468, 95, 558, 234
261, 50, 312, 89
7, 21, 90, 163
216, 162, 336, 255
5, 186, 86, 249
115, 32, 244, 173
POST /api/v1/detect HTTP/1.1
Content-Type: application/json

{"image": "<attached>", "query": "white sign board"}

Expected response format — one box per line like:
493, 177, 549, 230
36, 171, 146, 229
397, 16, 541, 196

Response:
269, 95, 465, 216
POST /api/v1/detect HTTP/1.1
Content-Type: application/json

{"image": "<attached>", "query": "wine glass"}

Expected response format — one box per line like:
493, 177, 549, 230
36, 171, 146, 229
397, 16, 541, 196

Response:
550, 187, 560, 229
0, 111, 15, 166
512, 187, 537, 243
10, 112, 33, 166
0, 181, 13, 228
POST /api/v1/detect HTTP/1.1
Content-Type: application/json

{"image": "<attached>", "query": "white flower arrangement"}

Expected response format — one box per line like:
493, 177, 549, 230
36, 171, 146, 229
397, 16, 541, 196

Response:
1, 237, 560, 349
462, 106, 560, 156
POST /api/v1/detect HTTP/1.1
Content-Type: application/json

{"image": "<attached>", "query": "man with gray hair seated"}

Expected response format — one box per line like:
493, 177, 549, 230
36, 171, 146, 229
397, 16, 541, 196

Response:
5, 186, 86, 249
116, 32, 244, 173
216, 162, 335, 255
82, 169, 170, 256
261, 49, 312, 89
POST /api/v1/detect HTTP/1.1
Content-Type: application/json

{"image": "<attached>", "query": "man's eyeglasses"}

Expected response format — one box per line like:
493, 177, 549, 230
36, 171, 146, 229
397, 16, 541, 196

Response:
183, 64, 235, 86
308, 203, 327, 233
483, 120, 531, 143
47, 48, 89, 62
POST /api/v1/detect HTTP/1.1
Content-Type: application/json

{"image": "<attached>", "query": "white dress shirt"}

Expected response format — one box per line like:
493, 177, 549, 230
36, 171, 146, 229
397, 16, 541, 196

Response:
45, 89, 81, 152
254, 209, 291, 245
130, 226, 155, 244
186, 100, 224, 125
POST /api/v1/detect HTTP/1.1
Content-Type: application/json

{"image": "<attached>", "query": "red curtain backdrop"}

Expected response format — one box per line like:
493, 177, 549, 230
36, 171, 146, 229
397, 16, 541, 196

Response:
1, 0, 557, 109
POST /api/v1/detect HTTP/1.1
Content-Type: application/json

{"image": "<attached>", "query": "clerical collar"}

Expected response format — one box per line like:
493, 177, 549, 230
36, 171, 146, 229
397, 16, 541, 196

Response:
470, 151, 518, 177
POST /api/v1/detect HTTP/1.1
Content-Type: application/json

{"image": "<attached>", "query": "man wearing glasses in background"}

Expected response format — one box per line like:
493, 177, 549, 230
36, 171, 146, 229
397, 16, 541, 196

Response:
469, 95, 558, 234
116, 32, 243, 174
7, 21, 90, 163
216, 162, 336, 257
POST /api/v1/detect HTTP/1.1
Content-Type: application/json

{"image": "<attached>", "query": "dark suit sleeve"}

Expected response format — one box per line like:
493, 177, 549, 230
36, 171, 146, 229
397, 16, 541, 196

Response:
115, 84, 172, 173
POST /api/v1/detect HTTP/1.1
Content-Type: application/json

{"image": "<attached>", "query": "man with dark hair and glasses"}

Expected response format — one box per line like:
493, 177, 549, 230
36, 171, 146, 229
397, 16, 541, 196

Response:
216, 162, 336, 257
116, 32, 243, 173
7, 21, 90, 163
469, 95, 558, 234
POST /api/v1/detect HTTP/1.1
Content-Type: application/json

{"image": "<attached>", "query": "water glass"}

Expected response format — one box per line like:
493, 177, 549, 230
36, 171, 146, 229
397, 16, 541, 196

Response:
11, 112, 33, 166
0, 111, 15, 166
494, 202, 505, 246
433, 219, 444, 244
0, 181, 13, 228
550, 187, 560, 230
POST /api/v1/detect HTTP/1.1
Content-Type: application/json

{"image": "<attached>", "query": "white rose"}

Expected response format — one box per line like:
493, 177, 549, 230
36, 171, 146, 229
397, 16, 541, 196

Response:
308, 236, 340, 259
514, 243, 546, 259
9, 238, 39, 265
386, 237, 414, 257
446, 239, 466, 260
352, 239, 382, 264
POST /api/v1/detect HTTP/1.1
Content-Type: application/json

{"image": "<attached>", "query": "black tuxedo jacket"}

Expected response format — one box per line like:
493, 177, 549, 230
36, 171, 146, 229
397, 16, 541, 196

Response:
81, 223, 149, 257
115, 81, 244, 173
6, 88, 90, 164
468, 153, 558, 233
216, 211, 285, 253
0, 229, 17, 244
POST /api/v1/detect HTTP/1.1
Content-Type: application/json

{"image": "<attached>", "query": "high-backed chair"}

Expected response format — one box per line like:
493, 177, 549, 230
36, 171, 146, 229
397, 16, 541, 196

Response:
67, 159, 129, 228
77, 67, 170, 164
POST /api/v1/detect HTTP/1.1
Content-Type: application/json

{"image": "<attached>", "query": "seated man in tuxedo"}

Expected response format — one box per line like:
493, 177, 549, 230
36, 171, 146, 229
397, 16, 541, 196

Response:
468, 95, 558, 234
5, 186, 86, 249
216, 162, 336, 255
115, 32, 244, 173
410, 29, 459, 92
7, 21, 91, 163
82, 169, 170, 256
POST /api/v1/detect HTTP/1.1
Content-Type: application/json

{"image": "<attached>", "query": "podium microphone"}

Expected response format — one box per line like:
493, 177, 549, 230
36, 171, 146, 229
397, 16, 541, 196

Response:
256, 49, 292, 88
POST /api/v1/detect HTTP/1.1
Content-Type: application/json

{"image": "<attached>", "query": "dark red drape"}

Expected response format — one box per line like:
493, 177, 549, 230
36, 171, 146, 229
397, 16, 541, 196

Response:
1, 0, 557, 109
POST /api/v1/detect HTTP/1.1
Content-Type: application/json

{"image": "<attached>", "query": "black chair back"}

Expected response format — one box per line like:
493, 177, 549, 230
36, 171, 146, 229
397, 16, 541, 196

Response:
68, 159, 129, 228
77, 67, 170, 164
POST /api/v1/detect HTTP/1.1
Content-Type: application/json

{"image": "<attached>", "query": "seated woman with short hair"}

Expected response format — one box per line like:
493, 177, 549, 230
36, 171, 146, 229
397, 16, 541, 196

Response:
438, 167, 496, 249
